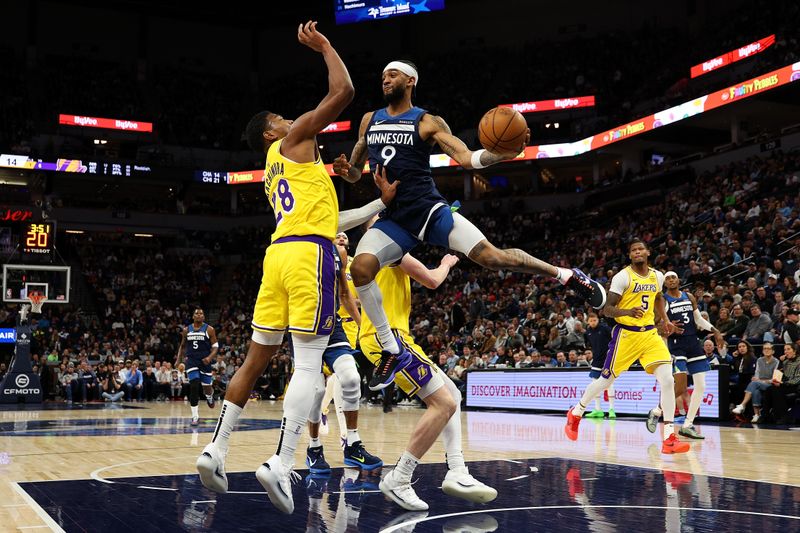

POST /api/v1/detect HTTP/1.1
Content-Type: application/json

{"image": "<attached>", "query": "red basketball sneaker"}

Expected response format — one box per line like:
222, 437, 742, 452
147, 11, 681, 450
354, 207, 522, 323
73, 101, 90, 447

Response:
661, 434, 690, 454
565, 408, 582, 441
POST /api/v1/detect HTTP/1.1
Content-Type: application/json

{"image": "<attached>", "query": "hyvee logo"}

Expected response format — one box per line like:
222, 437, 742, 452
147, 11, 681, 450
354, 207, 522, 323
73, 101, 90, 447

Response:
115, 120, 139, 130
73, 116, 97, 126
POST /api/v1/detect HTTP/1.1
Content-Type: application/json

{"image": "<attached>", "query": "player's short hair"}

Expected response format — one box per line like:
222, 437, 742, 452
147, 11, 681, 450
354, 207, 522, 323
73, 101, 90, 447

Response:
628, 237, 647, 250
245, 110, 273, 154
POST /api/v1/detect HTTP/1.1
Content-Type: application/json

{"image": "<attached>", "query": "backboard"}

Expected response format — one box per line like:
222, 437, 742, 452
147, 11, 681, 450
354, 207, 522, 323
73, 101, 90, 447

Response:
2, 264, 71, 304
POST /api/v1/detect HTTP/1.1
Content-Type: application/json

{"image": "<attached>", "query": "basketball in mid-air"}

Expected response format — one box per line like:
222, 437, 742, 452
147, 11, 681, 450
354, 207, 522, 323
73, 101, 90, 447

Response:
478, 106, 528, 154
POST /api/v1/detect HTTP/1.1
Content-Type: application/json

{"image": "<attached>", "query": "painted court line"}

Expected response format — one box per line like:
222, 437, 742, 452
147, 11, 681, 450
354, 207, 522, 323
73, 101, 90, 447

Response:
379, 504, 800, 533
11, 482, 66, 533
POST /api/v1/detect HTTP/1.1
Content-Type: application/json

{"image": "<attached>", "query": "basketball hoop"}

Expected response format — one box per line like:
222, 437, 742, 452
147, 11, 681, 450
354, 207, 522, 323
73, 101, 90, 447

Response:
27, 291, 46, 314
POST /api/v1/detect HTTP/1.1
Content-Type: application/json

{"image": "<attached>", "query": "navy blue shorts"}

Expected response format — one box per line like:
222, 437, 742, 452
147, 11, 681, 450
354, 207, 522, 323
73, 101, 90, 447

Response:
186, 358, 213, 385
669, 336, 711, 375
374, 203, 455, 255
322, 320, 355, 369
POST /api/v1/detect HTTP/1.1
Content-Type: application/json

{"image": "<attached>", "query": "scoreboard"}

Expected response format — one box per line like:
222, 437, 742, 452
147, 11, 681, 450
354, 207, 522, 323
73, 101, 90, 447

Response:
21, 222, 55, 257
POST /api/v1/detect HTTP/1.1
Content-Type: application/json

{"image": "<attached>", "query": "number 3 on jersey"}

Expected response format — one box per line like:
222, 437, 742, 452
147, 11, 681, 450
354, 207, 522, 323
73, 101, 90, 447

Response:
270, 178, 295, 225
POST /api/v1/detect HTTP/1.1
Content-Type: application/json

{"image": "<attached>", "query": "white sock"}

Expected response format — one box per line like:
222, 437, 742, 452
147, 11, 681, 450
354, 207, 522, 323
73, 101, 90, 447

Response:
394, 451, 419, 482
555, 267, 573, 285
573, 376, 615, 416
191, 405, 199, 418
655, 364, 676, 436
356, 280, 399, 354
276, 334, 328, 469
607, 385, 615, 409
346, 429, 361, 446
685, 372, 706, 426
309, 436, 321, 448
210, 400, 243, 452
594, 397, 601, 411
441, 377, 466, 470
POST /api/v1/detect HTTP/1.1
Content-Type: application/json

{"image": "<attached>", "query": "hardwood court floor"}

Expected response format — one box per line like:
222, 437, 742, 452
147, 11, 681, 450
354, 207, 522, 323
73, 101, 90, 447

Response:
1, 400, 798, 532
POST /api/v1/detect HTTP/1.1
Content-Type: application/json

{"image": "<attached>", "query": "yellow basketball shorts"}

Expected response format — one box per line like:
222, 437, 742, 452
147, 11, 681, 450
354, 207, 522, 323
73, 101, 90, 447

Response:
251, 235, 337, 336
360, 329, 441, 397
601, 324, 672, 378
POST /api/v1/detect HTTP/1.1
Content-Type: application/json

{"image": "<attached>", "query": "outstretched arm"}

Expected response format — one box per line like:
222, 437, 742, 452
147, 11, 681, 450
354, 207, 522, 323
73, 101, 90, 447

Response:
333, 112, 374, 183
399, 253, 459, 290
423, 114, 529, 170
337, 166, 398, 231
283, 22, 354, 157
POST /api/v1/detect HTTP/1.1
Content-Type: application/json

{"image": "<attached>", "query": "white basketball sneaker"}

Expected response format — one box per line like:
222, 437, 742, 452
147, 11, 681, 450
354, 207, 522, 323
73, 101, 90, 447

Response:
196, 443, 228, 493
442, 466, 498, 503
256, 455, 299, 514
379, 469, 429, 511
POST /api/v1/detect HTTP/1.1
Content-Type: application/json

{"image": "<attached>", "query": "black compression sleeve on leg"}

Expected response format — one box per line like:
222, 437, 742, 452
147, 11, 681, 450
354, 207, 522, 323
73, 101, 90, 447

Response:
189, 378, 200, 407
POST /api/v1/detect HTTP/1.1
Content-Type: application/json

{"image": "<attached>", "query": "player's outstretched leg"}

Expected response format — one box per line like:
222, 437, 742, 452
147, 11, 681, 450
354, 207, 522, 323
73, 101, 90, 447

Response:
679, 372, 706, 439
447, 214, 606, 309
334, 356, 383, 470
654, 364, 690, 454
188, 378, 201, 426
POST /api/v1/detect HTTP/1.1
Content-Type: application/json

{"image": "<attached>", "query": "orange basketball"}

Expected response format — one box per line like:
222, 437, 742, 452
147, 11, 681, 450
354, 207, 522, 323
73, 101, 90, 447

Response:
478, 106, 528, 154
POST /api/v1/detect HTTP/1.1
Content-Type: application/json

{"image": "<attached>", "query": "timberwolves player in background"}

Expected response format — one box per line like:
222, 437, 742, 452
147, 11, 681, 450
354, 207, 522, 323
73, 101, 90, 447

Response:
333, 60, 606, 391
646, 272, 724, 439
176, 308, 219, 426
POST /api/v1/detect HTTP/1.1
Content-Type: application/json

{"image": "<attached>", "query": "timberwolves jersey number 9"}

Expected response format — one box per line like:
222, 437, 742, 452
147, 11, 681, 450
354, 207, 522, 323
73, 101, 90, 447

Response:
366, 107, 447, 236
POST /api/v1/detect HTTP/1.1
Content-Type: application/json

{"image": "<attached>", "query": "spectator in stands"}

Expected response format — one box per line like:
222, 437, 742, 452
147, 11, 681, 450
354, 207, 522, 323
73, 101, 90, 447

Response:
731, 340, 757, 405
744, 304, 773, 347
726, 304, 750, 340
142, 365, 158, 401
170, 368, 185, 399
715, 307, 735, 336
60, 363, 77, 402
585, 314, 612, 367
770, 343, 800, 424
77, 361, 97, 403
156, 362, 171, 400
577, 349, 592, 368
555, 351, 571, 368
544, 326, 564, 353
783, 308, 800, 346
266, 358, 285, 400
564, 322, 587, 351
101, 366, 125, 402
124, 360, 143, 401
705, 339, 732, 368
732, 342, 780, 423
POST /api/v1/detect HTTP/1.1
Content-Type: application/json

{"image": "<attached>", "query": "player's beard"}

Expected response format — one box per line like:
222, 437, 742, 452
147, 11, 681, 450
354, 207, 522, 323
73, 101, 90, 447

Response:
383, 84, 405, 104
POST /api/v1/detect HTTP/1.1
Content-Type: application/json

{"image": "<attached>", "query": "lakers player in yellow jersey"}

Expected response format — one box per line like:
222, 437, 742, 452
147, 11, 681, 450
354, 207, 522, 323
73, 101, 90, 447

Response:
356, 215, 497, 511
196, 21, 356, 515
565, 239, 690, 455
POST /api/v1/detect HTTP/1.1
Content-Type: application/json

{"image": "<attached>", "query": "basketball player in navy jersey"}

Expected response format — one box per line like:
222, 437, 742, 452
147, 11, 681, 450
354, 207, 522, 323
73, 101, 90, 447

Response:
176, 308, 219, 426
333, 60, 606, 390
646, 272, 723, 439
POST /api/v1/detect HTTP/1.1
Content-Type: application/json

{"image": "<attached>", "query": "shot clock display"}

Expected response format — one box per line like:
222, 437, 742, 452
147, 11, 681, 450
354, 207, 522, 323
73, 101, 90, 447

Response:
22, 222, 54, 256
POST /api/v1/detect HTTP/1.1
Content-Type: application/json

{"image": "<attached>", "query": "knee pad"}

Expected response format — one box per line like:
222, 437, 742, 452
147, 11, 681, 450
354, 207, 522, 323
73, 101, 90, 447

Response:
332, 355, 360, 411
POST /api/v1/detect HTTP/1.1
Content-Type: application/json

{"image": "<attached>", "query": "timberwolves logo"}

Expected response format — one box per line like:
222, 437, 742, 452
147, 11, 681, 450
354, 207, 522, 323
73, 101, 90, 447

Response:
15, 375, 30, 388
323, 316, 334, 330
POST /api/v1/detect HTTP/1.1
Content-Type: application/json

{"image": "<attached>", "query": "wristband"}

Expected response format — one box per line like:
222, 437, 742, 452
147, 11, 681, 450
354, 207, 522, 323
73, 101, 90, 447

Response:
471, 149, 488, 169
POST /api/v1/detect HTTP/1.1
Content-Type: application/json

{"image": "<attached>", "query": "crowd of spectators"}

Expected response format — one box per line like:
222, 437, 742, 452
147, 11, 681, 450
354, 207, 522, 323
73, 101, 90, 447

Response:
1, 149, 799, 423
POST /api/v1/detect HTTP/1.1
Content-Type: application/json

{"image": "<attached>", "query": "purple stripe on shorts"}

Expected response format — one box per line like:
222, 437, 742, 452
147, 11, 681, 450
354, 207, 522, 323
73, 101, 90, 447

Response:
272, 235, 333, 248
603, 325, 621, 374
315, 242, 337, 336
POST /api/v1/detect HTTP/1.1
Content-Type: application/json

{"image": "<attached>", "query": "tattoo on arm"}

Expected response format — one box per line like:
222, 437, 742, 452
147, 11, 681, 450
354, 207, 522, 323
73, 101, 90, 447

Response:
430, 115, 452, 135
350, 138, 368, 179
479, 150, 510, 167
